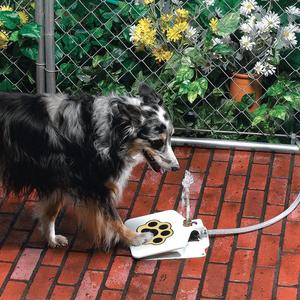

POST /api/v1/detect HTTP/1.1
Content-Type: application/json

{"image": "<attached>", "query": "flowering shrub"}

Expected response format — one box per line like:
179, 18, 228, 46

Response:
0, 4, 40, 91
130, 6, 198, 63
210, 0, 300, 76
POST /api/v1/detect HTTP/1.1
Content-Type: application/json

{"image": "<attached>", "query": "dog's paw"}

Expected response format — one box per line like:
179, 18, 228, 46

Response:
131, 232, 153, 246
48, 235, 68, 248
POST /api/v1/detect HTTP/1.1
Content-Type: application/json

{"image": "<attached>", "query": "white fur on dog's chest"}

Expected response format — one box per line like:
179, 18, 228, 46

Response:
115, 155, 143, 204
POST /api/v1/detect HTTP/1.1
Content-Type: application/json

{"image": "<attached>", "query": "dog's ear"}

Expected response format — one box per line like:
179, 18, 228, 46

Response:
111, 102, 141, 128
138, 84, 163, 105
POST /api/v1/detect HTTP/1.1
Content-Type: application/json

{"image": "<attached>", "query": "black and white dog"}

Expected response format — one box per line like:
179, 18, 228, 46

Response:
0, 84, 179, 249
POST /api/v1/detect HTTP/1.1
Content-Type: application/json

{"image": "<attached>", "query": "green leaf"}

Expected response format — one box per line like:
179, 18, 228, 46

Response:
240, 93, 255, 109
77, 74, 91, 83
212, 44, 235, 56
184, 47, 206, 66
178, 81, 191, 95
176, 66, 194, 82
269, 105, 288, 121
165, 54, 181, 70
266, 80, 293, 97
60, 63, 76, 75
268, 49, 280, 66
92, 55, 102, 68
186, 78, 208, 103
0, 79, 15, 91
19, 23, 41, 39
252, 115, 265, 127
91, 27, 104, 38
9, 31, 19, 42
187, 91, 198, 103
216, 12, 240, 37
20, 45, 39, 60
251, 104, 268, 127
197, 78, 208, 97
0, 11, 20, 30
284, 92, 300, 111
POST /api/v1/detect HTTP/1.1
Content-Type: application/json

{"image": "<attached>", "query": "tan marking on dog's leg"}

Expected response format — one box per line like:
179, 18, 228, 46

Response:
35, 192, 67, 248
74, 201, 105, 247
74, 201, 152, 249
105, 181, 119, 201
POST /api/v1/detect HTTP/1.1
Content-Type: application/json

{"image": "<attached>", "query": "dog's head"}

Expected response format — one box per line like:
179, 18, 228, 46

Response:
111, 84, 179, 173
137, 84, 179, 173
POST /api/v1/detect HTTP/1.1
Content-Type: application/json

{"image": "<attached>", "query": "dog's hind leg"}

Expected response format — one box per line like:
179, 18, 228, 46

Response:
35, 192, 68, 248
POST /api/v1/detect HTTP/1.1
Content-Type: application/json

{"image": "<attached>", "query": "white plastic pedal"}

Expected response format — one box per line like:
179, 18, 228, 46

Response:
125, 210, 209, 260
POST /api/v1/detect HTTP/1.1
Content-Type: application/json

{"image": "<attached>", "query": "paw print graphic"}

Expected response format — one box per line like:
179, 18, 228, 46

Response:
137, 220, 173, 245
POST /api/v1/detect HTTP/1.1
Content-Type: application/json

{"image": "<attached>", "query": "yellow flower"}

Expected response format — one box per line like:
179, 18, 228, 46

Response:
0, 5, 13, 11
175, 21, 188, 32
161, 14, 173, 23
138, 18, 152, 29
152, 47, 173, 62
209, 17, 218, 33
144, 0, 155, 4
132, 18, 156, 47
18, 11, 29, 24
175, 8, 189, 19
0, 31, 9, 49
166, 21, 188, 42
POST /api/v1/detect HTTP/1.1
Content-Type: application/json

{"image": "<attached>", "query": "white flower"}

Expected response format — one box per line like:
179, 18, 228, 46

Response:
240, 16, 256, 34
241, 23, 251, 33
281, 24, 298, 48
240, 0, 258, 16
263, 63, 276, 76
261, 12, 280, 30
129, 25, 136, 42
286, 6, 300, 16
288, 23, 300, 33
256, 20, 269, 33
240, 35, 255, 50
186, 26, 199, 41
205, 0, 215, 7
254, 61, 265, 75
212, 37, 223, 46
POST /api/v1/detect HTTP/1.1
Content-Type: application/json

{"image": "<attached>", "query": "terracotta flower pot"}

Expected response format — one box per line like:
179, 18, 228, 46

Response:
229, 73, 262, 112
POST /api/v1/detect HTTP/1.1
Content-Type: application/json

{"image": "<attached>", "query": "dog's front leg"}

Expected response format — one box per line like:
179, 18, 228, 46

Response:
105, 217, 153, 248
35, 192, 68, 248
103, 181, 153, 249
75, 201, 152, 249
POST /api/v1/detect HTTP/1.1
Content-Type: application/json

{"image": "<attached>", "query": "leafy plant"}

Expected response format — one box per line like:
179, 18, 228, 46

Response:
54, 0, 151, 94
0, 4, 40, 92
250, 78, 300, 136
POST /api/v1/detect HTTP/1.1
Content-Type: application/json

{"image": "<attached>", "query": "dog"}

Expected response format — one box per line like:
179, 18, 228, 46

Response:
0, 84, 179, 249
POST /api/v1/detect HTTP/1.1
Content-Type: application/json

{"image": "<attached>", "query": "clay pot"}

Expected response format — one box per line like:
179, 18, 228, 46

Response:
229, 73, 262, 112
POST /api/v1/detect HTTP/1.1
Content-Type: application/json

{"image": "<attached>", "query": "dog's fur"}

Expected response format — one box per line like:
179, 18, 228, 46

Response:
0, 84, 179, 249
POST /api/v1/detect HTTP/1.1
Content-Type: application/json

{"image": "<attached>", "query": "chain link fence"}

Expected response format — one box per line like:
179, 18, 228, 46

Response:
0, 0, 38, 93
3, 0, 300, 144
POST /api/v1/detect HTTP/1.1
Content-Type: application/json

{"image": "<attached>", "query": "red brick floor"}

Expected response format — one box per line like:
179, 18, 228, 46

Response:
0, 147, 300, 299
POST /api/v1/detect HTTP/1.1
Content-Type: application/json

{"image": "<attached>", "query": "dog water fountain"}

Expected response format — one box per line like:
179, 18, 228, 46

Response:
125, 168, 300, 260
125, 171, 210, 260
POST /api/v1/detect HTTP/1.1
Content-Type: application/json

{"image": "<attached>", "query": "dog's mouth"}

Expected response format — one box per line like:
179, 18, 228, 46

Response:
143, 150, 162, 173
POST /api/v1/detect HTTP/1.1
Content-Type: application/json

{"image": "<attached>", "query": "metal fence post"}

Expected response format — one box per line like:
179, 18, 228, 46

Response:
44, 0, 56, 94
35, 0, 45, 94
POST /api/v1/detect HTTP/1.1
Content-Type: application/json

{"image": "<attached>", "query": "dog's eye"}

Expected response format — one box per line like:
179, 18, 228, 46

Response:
151, 139, 164, 150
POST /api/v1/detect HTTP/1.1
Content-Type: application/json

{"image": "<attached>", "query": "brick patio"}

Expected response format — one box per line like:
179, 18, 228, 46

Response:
0, 147, 300, 299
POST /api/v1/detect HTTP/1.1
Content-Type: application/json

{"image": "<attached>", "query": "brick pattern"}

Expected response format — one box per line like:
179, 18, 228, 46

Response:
0, 148, 299, 299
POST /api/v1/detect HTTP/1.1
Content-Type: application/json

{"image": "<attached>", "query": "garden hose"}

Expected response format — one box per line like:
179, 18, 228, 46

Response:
207, 192, 300, 236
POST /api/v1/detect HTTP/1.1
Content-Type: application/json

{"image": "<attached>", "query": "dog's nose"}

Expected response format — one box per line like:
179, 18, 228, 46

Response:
171, 165, 180, 171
